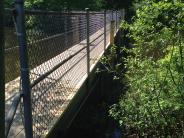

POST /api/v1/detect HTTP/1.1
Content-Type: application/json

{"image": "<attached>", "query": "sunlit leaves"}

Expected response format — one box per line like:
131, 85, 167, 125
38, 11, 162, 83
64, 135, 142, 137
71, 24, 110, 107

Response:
107, 0, 184, 137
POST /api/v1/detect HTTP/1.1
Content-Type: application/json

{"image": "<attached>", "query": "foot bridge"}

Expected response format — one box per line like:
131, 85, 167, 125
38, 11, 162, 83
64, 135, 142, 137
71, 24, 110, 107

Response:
5, 4, 124, 138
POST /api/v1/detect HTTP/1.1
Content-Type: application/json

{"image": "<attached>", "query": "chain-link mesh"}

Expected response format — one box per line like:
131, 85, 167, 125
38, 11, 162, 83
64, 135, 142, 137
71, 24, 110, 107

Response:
24, 11, 88, 137
4, 10, 20, 83
89, 13, 105, 66
4, 10, 20, 100
106, 11, 113, 44
5, 9, 123, 138
4, 9, 25, 138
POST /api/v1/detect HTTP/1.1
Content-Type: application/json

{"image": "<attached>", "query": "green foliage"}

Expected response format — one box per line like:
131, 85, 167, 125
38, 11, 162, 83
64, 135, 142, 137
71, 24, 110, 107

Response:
103, 0, 184, 137
104, 0, 132, 9
5, 0, 106, 10
5, 0, 130, 10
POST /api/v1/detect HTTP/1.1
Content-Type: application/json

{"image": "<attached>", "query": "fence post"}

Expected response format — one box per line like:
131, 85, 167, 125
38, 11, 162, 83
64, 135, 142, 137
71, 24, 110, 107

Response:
0, 0, 5, 137
104, 10, 106, 51
111, 10, 113, 21
64, 13, 67, 49
86, 8, 90, 75
110, 10, 115, 45
14, 0, 33, 138
110, 20, 115, 45
121, 9, 125, 20
116, 10, 118, 31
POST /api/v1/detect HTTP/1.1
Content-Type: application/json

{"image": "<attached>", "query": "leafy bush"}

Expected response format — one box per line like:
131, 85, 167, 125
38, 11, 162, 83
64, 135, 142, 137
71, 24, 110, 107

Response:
105, 0, 184, 137
5, 0, 106, 10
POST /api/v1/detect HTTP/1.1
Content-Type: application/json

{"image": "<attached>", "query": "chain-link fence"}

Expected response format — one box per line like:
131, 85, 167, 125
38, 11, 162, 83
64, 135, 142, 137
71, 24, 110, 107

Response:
5, 7, 124, 138
5, 9, 24, 138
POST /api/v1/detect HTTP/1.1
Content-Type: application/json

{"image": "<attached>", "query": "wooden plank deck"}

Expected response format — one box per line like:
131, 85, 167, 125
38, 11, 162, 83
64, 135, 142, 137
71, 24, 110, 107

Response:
5, 24, 116, 137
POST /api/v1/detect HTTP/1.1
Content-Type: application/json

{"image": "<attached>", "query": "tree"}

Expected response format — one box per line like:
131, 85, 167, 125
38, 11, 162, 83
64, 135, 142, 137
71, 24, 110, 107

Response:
102, 0, 184, 137
5, 0, 106, 10
104, 0, 132, 9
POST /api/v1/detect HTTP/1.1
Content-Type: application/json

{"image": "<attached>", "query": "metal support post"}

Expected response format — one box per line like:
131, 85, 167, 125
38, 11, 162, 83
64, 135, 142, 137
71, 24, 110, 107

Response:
64, 14, 67, 49
118, 11, 121, 26
110, 20, 115, 45
104, 10, 107, 51
121, 9, 125, 20
0, 0, 5, 137
111, 10, 113, 21
116, 10, 118, 31
110, 10, 115, 45
14, 0, 33, 138
86, 8, 90, 75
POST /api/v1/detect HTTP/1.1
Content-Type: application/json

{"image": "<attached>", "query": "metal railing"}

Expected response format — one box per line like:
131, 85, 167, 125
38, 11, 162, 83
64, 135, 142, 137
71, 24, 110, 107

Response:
5, 2, 124, 137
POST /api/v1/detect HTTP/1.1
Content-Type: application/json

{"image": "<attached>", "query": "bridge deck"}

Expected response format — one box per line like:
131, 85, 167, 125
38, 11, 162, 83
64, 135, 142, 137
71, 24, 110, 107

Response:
5, 24, 116, 137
